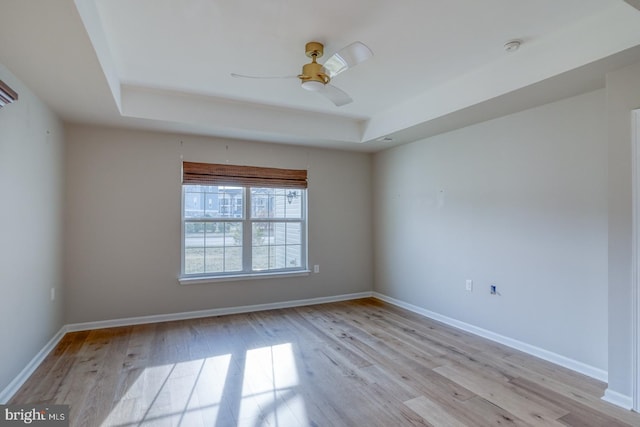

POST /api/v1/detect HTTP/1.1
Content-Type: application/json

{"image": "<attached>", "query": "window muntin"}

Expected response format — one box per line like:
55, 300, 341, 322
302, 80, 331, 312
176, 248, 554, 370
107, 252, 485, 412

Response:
182, 184, 306, 279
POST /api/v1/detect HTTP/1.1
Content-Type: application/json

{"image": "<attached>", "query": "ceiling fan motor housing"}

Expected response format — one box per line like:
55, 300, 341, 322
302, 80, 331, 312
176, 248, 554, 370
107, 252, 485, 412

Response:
301, 62, 329, 86
300, 42, 330, 90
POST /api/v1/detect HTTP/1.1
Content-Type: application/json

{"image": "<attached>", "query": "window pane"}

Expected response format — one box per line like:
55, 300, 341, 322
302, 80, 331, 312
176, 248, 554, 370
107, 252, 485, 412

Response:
285, 190, 302, 218
204, 222, 217, 247
273, 192, 286, 218
225, 247, 242, 271
219, 186, 243, 218
204, 192, 216, 217
184, 192, 204, 218
227, 222, 243, 247
185, 248, 205, 274
185, 222, 204, 274
205, 248, 224, 273
270, 245, 286, 269
286, 223, 301, 244
252, 222, 269, 246
273, 223, 286, 245
224, 222, 243, 272
253, 246, 268, 270
286, 245, 301, 268
184, 185, 243, 219
251, 188, 273, 218
185, 222, 205, 248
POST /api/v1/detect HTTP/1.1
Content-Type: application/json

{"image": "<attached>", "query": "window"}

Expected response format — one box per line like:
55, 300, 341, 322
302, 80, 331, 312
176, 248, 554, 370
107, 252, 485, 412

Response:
181, 162, 307, 282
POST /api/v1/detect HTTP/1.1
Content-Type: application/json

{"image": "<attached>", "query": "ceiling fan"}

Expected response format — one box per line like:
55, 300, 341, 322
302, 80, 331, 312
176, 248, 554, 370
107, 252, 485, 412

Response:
231, 41, 373, 107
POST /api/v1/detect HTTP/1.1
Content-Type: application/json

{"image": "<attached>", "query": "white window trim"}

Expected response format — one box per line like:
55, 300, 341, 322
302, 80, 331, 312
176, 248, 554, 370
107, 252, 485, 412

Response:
180, 185, 308, 282
178, 269, 311, 285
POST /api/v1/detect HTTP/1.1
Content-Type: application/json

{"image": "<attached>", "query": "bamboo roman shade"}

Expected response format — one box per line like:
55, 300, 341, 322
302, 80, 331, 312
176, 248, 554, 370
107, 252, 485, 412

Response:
182, 162, 307, 189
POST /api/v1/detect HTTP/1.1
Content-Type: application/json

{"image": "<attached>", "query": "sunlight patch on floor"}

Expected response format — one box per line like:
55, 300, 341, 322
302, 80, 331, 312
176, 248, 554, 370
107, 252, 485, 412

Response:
101, 343, 309, 426
239, 343, 307, 426
101, 354, 231, 426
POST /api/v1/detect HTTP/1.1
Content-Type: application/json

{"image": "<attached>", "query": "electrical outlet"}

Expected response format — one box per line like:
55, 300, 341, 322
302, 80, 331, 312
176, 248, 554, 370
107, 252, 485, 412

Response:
314, 265, 320, 273
465, 279, 473, 291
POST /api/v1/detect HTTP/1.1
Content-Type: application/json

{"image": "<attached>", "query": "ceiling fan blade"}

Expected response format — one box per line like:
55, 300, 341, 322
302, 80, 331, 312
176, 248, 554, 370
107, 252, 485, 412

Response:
231, 73, 298, 80
323, 41, 373, 78
318, 84, 353, 107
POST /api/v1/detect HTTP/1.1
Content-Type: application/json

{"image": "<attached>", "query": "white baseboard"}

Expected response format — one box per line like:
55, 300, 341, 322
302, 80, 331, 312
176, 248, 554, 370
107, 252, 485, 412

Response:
65, 291, 374, 332
0, 328, 66, 404
603, 388, 634, 410
372, 292, 609, 383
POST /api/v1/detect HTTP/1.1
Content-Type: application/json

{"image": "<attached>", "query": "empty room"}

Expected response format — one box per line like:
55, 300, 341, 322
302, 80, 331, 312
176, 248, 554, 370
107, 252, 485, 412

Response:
2, 0, 640, 426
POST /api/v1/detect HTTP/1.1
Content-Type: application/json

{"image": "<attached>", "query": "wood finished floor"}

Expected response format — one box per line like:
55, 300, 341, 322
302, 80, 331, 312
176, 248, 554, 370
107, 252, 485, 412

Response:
10, 298, 640, 427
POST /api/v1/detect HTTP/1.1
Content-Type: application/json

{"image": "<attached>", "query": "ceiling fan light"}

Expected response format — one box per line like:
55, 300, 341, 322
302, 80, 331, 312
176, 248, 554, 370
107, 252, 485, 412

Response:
301, 80, 325, 92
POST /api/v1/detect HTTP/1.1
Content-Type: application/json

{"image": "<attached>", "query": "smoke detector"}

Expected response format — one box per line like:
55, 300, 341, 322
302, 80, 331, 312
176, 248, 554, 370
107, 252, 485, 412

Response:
504, 40, 522, 52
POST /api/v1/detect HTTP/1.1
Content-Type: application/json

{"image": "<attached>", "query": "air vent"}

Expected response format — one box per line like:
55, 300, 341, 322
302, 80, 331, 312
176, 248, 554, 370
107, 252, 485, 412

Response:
0, 80, 18, 108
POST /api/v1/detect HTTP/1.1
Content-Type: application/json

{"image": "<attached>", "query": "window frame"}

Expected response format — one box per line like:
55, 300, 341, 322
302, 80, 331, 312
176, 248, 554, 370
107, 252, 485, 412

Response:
179, 185, 309, 284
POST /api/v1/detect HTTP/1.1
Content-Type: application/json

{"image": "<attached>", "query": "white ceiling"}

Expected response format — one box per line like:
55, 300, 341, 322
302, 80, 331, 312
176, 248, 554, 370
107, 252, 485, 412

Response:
2, 0, 640, 152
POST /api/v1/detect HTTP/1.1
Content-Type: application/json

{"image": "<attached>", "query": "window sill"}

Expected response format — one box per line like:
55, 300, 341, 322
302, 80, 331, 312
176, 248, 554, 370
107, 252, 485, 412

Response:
178, 270, 311, 285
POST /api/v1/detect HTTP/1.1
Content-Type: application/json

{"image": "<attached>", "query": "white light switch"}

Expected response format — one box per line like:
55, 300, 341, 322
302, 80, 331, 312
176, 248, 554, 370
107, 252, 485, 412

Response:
314, 265, 320, 273
465, 280, 473, 291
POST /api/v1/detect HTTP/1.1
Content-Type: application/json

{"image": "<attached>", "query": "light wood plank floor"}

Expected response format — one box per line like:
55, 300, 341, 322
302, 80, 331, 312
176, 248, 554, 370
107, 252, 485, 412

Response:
10, 298, 640, 426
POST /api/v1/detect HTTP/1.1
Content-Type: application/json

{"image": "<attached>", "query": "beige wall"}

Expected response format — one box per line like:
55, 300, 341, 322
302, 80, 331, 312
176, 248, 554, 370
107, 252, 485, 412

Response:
0, 64, 65, 397
606, 60, 640, 399
373, 90, 609, 371
63, 125, 373, 323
